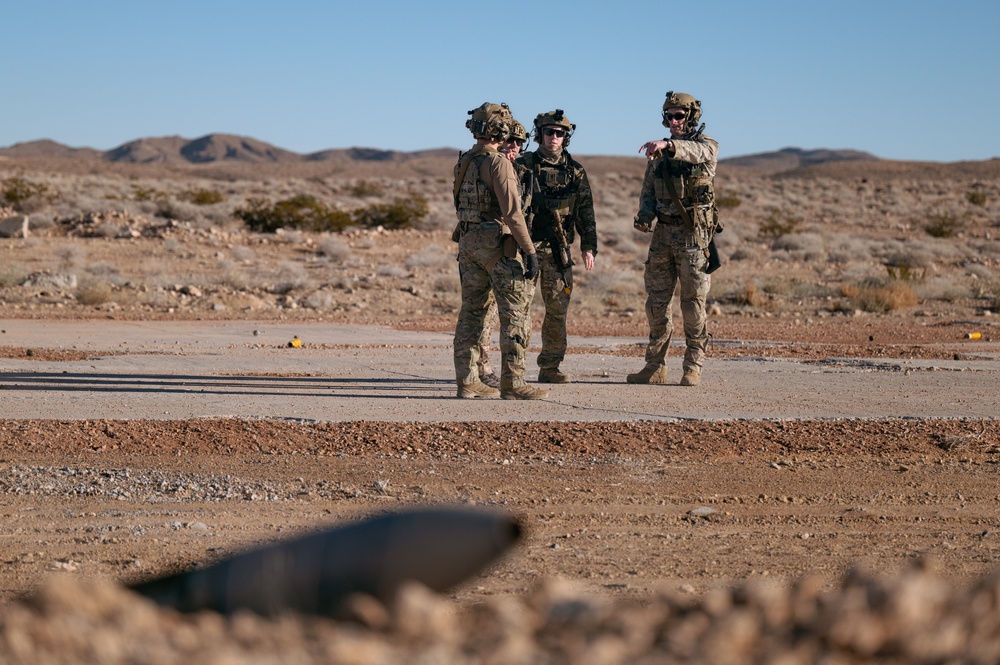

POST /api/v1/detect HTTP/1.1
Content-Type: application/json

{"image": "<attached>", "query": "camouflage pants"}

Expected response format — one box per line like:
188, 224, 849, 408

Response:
454, 223, 533, 388
476, 297, 498, 377
533, 244, 572, 370
642, 221, 711, 374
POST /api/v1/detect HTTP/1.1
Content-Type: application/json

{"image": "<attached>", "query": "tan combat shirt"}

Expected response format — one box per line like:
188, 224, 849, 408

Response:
477, 150, 535, 255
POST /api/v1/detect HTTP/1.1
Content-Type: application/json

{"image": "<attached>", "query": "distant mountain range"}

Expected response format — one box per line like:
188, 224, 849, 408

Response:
0, 134, 878, 171
0, 134, 458, 166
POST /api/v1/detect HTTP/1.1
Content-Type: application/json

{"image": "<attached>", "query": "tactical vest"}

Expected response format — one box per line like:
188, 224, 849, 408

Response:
453, 149, 502, 223
520, 151, 580, 243
653, 158, 715, 213
653, 137, 720, 252
521, 151, 579, 217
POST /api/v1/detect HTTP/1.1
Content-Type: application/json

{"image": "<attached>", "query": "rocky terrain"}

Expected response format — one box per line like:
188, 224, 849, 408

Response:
2, 140, 1000, 662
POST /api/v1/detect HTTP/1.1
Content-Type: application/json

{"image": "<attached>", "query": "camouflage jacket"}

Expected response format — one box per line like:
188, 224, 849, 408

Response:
639, 132, 719, 220
517, 150, 598, 255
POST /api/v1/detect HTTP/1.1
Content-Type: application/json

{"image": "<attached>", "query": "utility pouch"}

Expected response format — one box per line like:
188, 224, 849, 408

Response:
502, 234, 518, 259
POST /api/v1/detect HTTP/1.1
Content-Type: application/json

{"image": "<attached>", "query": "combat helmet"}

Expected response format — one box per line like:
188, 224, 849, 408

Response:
508, 119, 528, 144
661, 91, 702, 131
466, 102, 514, 142
533, 109, 575, 147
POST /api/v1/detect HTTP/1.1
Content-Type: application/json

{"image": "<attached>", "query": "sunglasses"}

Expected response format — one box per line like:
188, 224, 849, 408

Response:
542, 128, 567, 138
664, 112, 687, 121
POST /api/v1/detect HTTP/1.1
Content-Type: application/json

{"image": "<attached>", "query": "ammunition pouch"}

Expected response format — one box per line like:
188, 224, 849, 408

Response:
502, 234, 518, 259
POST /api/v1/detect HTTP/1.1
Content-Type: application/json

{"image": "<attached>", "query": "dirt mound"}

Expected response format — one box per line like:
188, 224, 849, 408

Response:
2, 559, 998, 664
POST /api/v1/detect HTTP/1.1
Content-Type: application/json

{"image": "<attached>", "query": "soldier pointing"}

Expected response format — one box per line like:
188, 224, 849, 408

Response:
628, 91, 721, 387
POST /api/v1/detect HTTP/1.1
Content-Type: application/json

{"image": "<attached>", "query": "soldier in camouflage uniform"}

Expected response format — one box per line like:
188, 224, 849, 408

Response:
516, 110, 598, 384
472, 119, 531, 389
627, 91, 720, 387
454, 104, 547, 400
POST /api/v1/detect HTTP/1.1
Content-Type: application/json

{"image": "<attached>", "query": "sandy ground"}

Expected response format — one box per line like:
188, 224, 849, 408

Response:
3, 317, 1000, 662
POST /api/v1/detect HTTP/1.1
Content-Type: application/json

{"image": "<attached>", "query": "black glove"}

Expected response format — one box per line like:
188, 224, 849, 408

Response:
524, 252, 540, 281
633, 211, 656, 233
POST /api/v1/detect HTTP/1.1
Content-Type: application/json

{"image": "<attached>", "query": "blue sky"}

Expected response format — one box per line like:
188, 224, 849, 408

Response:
2, 0, 997, 162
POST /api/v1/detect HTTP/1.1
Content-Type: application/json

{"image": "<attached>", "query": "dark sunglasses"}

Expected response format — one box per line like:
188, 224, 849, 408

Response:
542, 128, 567, 138
664, 111, 687, 121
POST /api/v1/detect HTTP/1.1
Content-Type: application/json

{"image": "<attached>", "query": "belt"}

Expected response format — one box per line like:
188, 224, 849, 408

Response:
656, 211, 686, 225
460, 219, 500, 232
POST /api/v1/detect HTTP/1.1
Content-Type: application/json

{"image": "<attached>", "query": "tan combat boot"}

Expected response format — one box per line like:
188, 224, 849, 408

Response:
457, 380, 500, 399
500, 383, 549, 400
538, 368, 570, 384
626, 364, 668, 384
479, 372, 501, 389
680, 371, 701, 387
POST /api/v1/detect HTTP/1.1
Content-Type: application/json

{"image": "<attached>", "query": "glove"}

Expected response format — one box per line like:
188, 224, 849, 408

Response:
524, 252, 540, 281
633, 211, 656, 233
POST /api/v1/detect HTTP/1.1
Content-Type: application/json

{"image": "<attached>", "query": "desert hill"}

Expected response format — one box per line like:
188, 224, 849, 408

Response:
720, 146, 878, 172
3, 134, 998, 183
0, 134, 873, 171
0, 135, 460, 167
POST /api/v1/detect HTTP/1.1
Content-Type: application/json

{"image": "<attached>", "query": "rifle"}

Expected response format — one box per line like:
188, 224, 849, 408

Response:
549, 208, 573, 295
521, 169, 535, 234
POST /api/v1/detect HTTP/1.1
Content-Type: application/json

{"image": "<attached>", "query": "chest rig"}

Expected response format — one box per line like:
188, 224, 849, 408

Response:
653, 157, 715, 212
524, 152, 578, 216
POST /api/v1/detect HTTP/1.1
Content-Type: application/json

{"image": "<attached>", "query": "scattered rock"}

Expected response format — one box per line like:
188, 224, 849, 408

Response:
0, 214, 29, 238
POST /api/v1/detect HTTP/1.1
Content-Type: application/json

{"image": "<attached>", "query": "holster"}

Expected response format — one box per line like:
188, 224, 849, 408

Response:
706, 238, 721, 274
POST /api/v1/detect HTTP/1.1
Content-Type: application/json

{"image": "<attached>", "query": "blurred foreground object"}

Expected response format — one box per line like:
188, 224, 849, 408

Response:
131, 507, 520, 617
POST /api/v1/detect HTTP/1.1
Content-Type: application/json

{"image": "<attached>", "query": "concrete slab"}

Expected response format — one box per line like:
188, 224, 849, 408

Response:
2, 320, 999, 422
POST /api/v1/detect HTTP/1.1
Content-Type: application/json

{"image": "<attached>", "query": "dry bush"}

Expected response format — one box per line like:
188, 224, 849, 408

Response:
598, 227, 644, 258
924, 213, 963, 238
917, 276, 969, 303
826, 233, 871, 264
433, 274, 459, 293
317, 236, 352, 261
967, 190, 988, 206
850, 278, 919, 312
1, 175, 55, 213
271, 262, 312, 294
376, 264, 408, 278
770, 232, 826, 262
75, 279, 114, 306
222, 266, 253, 292
758, 210, 801, 239
55, 245, 86, 271
349, 180, 385, 198
231, 246, 256, 262
405, 246, 450, 269
353, 194, 429, 230
236, 195, 353, 233
715, 193, 742, 209
0, 263, 28, 288
85, 262, 126, 286
178, 188, 226, 205
303, 290, 336, 310
734, 281, 769, 308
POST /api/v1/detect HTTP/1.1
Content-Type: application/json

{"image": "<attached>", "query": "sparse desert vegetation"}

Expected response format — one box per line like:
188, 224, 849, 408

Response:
3, 143, 1000, 664
2, 151, 998, 330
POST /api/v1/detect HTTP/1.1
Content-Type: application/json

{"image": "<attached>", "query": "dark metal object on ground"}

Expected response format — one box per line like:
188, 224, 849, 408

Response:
131, 507, 521, 617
